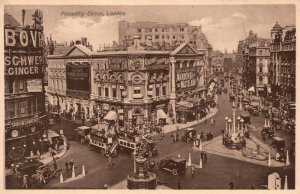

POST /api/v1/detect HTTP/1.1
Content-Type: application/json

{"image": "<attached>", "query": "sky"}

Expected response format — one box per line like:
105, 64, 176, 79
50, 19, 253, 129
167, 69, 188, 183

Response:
5, 5, 295, 52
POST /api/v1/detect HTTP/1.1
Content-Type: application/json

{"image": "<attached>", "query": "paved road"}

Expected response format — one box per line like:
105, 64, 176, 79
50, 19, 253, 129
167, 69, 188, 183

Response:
6, 82, 295, 189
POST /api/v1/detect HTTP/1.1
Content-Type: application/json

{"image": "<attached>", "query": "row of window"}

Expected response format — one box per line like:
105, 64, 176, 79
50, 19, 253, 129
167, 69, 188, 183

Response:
137, 27, 185, 33
5, 96, 42, 120
49, 63, 65, 69
176, 72, 196, 81
51, 79, 65, 91
124, 34, 185, 40
97, 85, 167, 99
5, 79, 27, 94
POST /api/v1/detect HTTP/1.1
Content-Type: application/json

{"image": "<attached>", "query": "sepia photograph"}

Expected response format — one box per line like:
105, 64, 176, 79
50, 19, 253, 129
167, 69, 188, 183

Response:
3, 1, 297, 190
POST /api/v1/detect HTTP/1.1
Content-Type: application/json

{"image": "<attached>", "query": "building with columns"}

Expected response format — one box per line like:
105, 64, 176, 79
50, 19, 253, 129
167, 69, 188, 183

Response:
47, 38, 207, 131
270, 22, 296, 105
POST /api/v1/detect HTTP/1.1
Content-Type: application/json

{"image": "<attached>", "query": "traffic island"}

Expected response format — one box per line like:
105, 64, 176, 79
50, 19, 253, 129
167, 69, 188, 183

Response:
202, 135, 288, 167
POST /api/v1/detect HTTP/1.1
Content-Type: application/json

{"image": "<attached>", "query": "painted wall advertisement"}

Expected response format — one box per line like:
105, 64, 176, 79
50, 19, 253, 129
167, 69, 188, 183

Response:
66, 64, 91, 98
27, 79, 43, 92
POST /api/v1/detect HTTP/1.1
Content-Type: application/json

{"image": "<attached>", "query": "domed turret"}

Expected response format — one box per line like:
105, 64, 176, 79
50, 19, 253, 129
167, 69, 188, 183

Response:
271, 22, 282, 33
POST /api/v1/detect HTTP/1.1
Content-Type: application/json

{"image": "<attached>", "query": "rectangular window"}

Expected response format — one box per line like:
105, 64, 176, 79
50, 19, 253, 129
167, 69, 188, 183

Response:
162, 29, 165, 32
180, 27, 184, 32
112, 88, 117, 98
98, 87, 102, 96
162, 35, 164, 39
134, 89, 140, 94
120, 89, 124, 99
19, 80, 24, 90
259, 67, 263, 73
133, 87, 142, 99
19, 100, 26, 115
155, 28, 157, 32
167, 36, 169, 39
137, 28, 141, 33
156, 86, 160, 96
105, 87, 109, 97
173, 35, 175, 39
162, 85, 166, 95
155, 35, 159, 39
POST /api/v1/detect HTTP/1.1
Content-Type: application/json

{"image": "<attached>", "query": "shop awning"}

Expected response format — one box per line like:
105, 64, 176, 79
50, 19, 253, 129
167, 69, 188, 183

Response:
157, 109, 167, 119
104, 110, 117, 120
47, 130, 60, 140
91, 123, 109, 131
248, 86, 255, 92
176, 101, 194, 109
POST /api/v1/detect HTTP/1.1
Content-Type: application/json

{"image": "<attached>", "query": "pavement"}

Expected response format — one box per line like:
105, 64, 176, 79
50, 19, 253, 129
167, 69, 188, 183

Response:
200, 135, 287, 167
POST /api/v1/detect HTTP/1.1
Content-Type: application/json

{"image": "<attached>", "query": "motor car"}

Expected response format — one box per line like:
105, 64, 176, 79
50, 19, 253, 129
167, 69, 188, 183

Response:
271, 118, 282, 130
159, 156, 186, 175
181, 128, 196, 142
260, 126, 275, 139
241, 113, 251, 125
14, 156, 44, 182
249, 108, 260, 117
270, 136, 285, 150
74, 126, 92, 143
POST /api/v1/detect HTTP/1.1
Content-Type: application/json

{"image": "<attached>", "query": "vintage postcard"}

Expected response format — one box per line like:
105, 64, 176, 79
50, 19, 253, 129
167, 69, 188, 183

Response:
2, 0, 298, 192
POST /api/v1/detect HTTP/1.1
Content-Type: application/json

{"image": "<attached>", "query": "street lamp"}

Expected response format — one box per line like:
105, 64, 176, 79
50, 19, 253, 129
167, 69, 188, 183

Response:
228, 118, 232, 133
237, 116, 241, 130
232, 101, 236, 133
225, 116, 229, 132
97, 107, 101, 131
240, 118, 244, 133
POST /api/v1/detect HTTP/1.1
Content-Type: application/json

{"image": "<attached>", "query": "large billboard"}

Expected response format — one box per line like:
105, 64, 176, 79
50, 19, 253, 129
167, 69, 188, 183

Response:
66, 63, 91, 98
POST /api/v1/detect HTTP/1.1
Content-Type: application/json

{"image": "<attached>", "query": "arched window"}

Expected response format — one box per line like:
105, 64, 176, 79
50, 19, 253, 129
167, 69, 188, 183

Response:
110, 75, 117, 82
118, 75, 125, 83
103, 74, 108, 80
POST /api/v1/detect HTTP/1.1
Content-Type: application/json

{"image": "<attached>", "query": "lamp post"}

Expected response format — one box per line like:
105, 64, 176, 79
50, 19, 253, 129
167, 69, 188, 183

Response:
133, 149, 137, 173
225, 116, 228, 133
228, 119, 232, 133
237, 116, 241, 131
232, 101, 236, 133
97, 107, 101, 131
240, 118, 244, 133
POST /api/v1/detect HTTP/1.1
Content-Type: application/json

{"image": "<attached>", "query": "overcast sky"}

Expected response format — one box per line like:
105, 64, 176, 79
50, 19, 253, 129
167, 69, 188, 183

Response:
5, 5, 295, 52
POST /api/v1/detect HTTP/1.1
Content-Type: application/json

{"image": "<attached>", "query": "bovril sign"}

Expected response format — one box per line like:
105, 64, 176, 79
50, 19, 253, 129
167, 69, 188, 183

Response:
4, 9, 45, 76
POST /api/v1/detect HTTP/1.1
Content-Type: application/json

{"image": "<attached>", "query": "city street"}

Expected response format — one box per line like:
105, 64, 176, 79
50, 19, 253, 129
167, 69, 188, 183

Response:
8, 82, 293, 189
4, 5, 296, 190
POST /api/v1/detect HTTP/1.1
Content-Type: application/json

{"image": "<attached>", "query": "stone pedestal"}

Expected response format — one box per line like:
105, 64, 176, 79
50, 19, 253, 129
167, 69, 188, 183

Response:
127, 155, 157, 189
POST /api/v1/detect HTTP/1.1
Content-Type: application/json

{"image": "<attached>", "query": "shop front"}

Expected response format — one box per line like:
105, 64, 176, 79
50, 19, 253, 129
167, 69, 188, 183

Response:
5, 115, 47, 163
